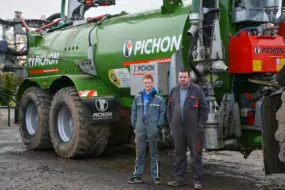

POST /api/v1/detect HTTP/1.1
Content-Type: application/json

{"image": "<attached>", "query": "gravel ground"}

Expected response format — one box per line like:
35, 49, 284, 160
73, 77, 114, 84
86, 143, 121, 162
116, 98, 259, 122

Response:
0, 110, 285, 190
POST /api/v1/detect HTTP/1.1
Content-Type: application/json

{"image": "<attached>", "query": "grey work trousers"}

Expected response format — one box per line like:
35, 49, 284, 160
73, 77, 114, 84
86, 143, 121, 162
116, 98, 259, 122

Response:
133, 124, 161, 179
172, 128, 204, 183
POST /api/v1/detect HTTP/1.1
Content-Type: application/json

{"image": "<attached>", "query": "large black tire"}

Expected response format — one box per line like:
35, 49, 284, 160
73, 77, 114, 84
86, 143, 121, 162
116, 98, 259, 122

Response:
49, 87, 109, 159
89, 123, 110, 156
18, 86, 52, 149
262, 95, 285, 175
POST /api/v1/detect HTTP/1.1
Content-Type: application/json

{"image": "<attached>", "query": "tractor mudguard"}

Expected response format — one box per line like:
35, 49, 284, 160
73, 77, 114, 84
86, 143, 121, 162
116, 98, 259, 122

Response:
58, 75, 120, 123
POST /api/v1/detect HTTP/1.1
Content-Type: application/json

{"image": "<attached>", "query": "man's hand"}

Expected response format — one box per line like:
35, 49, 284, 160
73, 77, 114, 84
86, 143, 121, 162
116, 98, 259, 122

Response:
134, 129, 136, 134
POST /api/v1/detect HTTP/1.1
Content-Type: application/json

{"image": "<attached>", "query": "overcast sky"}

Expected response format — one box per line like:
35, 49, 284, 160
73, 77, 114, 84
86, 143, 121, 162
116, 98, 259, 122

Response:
0, 0, 166, 20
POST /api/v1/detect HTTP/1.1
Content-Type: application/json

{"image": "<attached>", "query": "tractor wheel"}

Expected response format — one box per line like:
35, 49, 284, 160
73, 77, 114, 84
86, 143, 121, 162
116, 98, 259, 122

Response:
49, 87, 109, 159
261, 94, 285, 174
18, 86, 52, 149
89, 123, 110, 156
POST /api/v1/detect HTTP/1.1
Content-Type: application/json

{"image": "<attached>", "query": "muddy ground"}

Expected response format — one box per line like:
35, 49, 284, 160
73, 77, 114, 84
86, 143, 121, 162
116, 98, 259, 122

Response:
0, 110, 285, 190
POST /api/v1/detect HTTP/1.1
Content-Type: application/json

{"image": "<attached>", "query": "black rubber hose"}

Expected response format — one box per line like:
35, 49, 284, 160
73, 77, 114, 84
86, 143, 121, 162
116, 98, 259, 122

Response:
188, 33, 202, 78
46, 13, 61, 21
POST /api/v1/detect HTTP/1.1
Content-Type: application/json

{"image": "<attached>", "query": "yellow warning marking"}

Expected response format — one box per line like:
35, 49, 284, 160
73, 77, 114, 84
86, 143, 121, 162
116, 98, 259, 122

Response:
253, 60, 262, 72
277, 58, 285, 71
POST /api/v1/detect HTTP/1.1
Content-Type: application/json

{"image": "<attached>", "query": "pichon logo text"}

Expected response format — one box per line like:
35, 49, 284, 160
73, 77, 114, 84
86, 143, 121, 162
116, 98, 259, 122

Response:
261, 47, 284, 54
123, 34, 182, 57
133, 65, 155, 72
93, 112, 112, 118
29, 53, 60, 67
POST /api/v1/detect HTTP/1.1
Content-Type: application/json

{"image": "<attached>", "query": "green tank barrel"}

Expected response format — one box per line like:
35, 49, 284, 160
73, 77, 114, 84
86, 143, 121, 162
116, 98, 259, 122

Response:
27, 1, 192, 99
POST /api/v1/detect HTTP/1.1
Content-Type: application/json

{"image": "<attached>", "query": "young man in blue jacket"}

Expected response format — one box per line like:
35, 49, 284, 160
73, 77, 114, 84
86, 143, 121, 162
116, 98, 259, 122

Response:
127, 74, 166, 185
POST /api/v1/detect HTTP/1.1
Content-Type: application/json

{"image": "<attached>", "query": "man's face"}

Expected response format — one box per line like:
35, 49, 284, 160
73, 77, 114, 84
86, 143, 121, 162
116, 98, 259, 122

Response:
178, 72, 190, 87
143, 78, 153, 91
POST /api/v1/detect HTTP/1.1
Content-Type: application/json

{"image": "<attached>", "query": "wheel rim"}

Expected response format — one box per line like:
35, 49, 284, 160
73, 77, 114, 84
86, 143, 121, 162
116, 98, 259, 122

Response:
25, 103, 38, 135
57, 106, 74, 142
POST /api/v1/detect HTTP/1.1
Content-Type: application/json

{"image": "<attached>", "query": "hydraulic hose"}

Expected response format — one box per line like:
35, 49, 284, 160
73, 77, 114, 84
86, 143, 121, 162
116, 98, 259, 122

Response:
88, 15, 110, 46
234, 27, 260, 36
35, 19, 62, 32
17, 12, 30, 32
188, 25, 215, 79
46, 13, 62, 21
188, 33, 202, 78
248, 78, 280, 89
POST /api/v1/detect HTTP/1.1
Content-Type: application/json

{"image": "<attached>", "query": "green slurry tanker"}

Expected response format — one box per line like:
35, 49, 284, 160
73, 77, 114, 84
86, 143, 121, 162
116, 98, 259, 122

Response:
2, 0, 285, 175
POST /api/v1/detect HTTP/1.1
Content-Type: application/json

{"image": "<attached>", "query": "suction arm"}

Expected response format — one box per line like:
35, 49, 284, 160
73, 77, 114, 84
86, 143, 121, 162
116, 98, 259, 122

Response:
187, 0, 201, 36
187, 0, 228, 82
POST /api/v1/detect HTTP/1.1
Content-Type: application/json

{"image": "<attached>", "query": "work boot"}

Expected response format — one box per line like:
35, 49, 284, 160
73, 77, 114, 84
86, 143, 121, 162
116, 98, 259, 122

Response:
127, 176, 142, 184
154, 178, 162, 185
193, 180, 202, 189
167, 180, 185, 187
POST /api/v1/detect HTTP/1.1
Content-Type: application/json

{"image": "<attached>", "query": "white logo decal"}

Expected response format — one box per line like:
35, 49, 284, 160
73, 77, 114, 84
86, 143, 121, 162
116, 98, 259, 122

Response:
123, 40, 133, 58
29, 55, 35, 67
95, 99, 108, 112
254, 46, 261, 54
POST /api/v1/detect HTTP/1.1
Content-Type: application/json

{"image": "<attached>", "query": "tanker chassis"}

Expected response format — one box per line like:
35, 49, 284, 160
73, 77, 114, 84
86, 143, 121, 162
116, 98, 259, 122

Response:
1, 0, 285, 175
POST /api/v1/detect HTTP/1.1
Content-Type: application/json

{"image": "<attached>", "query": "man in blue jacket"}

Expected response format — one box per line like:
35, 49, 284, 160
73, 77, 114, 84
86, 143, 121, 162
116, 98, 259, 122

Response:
127, 74, 166, 185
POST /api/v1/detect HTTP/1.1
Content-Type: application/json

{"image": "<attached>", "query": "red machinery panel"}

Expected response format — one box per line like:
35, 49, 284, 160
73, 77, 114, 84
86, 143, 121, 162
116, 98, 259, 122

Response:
278, 21, 285, 37
229, 31, 285, 74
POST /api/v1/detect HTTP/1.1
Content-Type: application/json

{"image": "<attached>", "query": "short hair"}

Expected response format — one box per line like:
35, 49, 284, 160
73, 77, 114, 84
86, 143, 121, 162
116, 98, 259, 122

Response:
178, 68, 190, 76
142, 74, 153, 81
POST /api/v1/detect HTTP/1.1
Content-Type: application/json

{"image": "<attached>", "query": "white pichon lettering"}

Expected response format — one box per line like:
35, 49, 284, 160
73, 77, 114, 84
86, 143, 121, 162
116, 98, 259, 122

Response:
28, 52, 60, 67
93, 112, 112, 119
123, 35, 182, 58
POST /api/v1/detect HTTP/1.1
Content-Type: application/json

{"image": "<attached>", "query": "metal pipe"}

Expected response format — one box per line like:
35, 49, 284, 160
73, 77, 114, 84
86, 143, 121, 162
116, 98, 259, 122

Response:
192, 0, 200, 15
215, 0, 219, 19
61, 0, 66, 19
35, 19, 62, 32
188, 0, 202, 36
16, 12, 30, 32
